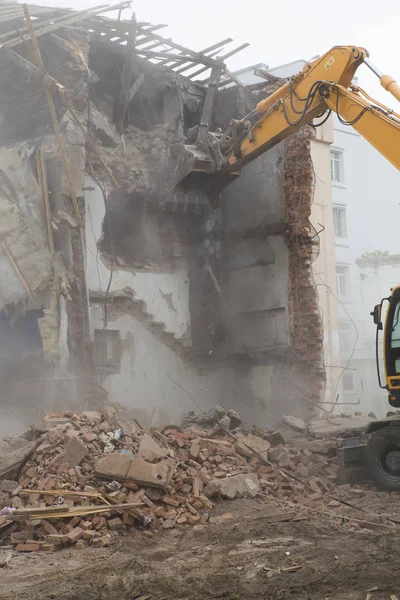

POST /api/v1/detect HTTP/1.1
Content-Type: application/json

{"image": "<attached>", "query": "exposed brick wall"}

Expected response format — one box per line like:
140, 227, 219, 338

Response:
283, 127, 326, 420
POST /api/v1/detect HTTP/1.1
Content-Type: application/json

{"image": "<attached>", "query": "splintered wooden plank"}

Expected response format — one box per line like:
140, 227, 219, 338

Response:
174, 38, 232, 73
191, 43, 250, 82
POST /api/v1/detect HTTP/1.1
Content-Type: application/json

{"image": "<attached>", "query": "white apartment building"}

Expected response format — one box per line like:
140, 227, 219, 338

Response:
233, 58, 400, 414
332, 115, 400, 416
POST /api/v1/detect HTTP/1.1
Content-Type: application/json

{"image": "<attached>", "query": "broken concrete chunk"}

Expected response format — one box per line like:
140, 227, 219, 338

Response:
0, 480, 19, 493
205, 473, 260, 500
81, 411, 102, 421
95, 453, 131, 481
138, 434, 169, 462
0, 442, 38, 481
282, 415, 307, 432
235, 440, 253, 459
163, 519, 175, 529
53, 436, 88, 467
215, 406, 227, 421
198, 438, 236, 455
236, 433, 270, 460
44, 416, 71, 429
227, 409, 242, 429
102, 405, 117, 422
266, 430, 286, 446
126, 457, 173, 489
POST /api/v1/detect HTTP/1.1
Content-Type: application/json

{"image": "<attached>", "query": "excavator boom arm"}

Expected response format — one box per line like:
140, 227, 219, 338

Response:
224, 46, 366, 170
217, 46, 400, 173
323, 85, 400, 171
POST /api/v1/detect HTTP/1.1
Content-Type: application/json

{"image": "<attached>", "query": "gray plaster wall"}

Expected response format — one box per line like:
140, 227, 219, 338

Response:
221, 145, 284, 234
220, 143, 290, 358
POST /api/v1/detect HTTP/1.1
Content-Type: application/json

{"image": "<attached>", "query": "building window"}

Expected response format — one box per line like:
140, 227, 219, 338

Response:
342, 372, 355, 392
333, 206, 347, 239
336, 265, 350, 298
339, 321, 351, 351
94, 329, 121, 374
330, 149, 344, 184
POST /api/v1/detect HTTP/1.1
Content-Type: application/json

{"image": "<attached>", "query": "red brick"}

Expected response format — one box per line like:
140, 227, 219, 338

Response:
16, 543, 40, 552
41, 520, 58, 535
82, 530, 97, 541
123, 513, 135, 526
161, 496, 179, 507
45, 534, 69, 545
67, 527, 84, 543
186, 514, 200, 526
40, 544, 56, 552
107, 517, 124, 531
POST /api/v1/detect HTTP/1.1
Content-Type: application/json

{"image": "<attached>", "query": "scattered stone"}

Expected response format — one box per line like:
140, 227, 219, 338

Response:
205, 473, 260, 500
209, 513, 234, 525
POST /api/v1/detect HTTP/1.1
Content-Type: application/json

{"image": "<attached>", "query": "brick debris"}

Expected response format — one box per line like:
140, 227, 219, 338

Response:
0, 406, 341, 552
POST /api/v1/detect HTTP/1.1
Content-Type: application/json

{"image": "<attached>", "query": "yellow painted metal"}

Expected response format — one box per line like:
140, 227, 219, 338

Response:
383, 286, 400, 397
380, 74, 400, 102
228, 46, 367, 169
255, 76, 301, 114
323, 85, 400, 171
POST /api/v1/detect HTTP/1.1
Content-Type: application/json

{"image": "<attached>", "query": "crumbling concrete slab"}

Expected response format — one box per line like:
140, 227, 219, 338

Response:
308, 416, 373, 438
282, 416, 307, 432
53, 436, 87, 467
95, 453, 131, 481
126, 458, 173, 489
235, 433, 270, 460
205, 473, 260, 500
138, 434, 170, 462
0, 441, 39, 481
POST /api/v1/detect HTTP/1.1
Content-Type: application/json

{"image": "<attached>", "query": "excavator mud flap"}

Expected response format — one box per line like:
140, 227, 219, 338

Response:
337, 437, 367, 485
158, 143, 239, 206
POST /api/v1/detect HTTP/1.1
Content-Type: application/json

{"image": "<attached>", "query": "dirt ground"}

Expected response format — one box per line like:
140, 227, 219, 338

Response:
2, 493, 400, 600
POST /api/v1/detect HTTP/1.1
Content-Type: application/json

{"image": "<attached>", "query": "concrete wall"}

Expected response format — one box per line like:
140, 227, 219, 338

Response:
230, 62, 339, 408
85, 140, 319, 426
85, 178, 191, 341
221, 144, 291, 357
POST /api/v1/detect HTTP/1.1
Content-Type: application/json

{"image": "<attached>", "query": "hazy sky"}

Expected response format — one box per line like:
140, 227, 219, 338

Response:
31, 0, 400, 110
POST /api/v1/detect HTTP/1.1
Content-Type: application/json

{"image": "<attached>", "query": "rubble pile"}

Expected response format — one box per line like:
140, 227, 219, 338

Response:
0, 407, 341, 552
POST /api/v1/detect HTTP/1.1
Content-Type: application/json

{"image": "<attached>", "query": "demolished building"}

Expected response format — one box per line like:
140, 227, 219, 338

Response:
0, 1, 327, 432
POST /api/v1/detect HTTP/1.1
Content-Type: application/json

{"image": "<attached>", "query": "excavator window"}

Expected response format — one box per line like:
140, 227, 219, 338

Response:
385, 290, 400, 376
391, 304, 400, 348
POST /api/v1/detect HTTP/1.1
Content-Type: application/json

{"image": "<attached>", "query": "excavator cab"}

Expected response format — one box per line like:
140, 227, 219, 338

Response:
359, 287, 400, 491
373, 286, 400, 408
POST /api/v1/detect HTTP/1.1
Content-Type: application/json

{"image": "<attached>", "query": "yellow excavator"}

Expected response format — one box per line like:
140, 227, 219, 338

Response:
168, 45, 400, 489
